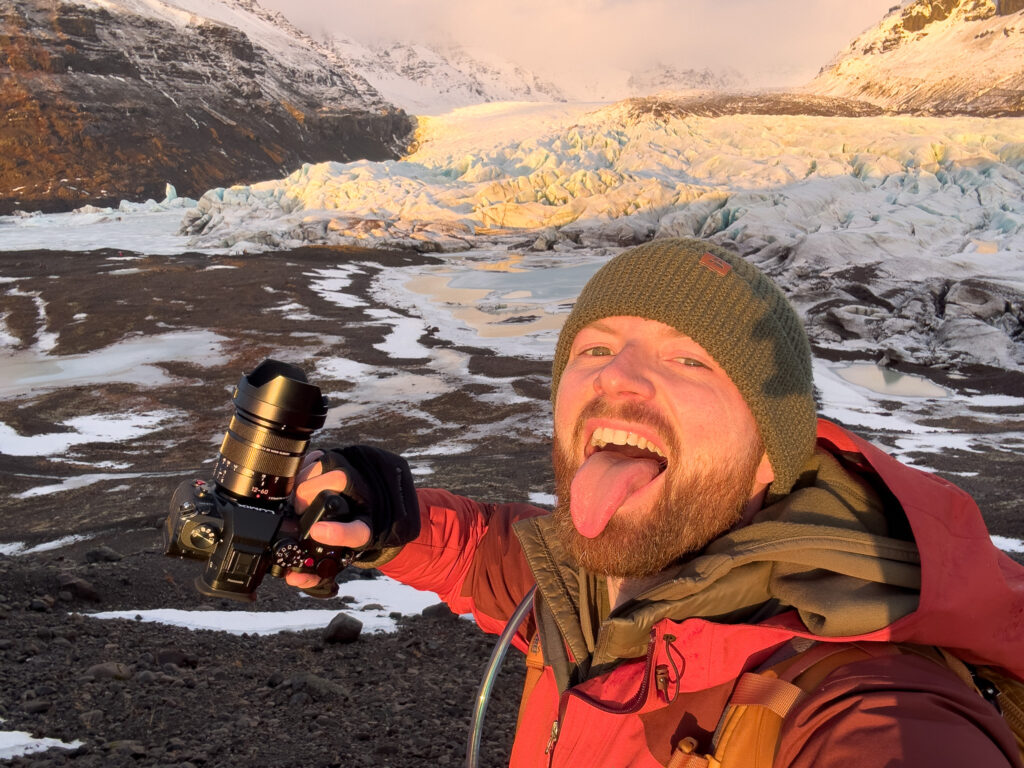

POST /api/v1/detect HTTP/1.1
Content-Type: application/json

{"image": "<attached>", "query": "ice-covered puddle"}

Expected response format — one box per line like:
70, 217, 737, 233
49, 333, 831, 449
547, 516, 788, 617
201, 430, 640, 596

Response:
404, 256, 602, 342
374, 247, 608, 360
0, 330, 228, 398
815, 358, 1024, 468
836, 363, 949, 399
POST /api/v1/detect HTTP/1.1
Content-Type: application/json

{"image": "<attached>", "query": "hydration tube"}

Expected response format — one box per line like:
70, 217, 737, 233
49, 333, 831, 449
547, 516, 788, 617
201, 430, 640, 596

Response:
466, 585, 537, 768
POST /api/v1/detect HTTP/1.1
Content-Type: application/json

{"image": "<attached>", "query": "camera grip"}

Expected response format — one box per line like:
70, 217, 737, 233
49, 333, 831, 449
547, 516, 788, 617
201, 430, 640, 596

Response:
299, 491, 355, 539
283, 491, 360, 599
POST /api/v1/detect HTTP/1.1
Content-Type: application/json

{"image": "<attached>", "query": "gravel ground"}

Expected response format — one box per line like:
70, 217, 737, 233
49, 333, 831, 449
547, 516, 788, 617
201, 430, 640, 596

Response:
1, 245, 1021, 767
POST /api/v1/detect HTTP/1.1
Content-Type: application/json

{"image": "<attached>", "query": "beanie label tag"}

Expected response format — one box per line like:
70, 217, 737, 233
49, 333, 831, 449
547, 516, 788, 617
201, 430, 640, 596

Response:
700, 252, 732, 276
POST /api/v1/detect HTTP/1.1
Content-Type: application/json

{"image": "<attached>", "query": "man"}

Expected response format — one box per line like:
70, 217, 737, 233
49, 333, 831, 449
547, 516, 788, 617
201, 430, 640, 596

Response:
286, 238, 1024, 767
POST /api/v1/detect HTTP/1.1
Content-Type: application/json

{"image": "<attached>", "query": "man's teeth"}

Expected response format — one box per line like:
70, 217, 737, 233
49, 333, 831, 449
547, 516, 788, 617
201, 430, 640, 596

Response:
590, 427, 665, 458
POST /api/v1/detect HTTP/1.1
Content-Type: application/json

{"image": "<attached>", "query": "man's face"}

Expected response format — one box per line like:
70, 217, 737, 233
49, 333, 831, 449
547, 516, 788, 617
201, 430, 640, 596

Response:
551, 316, 772, 578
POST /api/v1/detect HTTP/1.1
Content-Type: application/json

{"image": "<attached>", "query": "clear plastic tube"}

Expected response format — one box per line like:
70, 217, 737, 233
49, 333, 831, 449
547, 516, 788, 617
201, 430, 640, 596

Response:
466, 585, 537, 768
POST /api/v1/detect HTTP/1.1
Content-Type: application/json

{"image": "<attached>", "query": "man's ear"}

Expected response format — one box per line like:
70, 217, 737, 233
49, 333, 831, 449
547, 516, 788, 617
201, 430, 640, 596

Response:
754, 453, 775, 487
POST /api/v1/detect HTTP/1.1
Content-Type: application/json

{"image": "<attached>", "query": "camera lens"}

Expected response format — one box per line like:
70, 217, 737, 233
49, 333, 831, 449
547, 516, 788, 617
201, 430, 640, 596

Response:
211, 360, 328, 503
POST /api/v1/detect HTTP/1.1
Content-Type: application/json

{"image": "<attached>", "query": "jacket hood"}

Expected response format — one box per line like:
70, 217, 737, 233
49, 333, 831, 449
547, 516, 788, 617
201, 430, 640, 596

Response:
515, 420, 1024, 683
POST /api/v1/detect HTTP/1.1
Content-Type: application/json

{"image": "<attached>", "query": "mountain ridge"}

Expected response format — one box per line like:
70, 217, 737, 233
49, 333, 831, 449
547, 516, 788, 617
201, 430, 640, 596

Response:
0, 0, 414, 213
805, 0, 1024, 114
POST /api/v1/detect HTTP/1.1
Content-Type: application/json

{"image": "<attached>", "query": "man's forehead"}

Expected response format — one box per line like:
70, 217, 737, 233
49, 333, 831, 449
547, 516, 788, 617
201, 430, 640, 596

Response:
577, 316, 704, 347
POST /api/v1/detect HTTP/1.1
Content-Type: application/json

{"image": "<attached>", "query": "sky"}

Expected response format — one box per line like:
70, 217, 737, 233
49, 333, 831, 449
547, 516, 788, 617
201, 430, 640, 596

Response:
255, 0, 904, 89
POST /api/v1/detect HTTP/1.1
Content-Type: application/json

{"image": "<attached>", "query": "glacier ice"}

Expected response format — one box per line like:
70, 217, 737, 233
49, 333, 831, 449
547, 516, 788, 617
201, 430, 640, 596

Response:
178, 104, 1024, 370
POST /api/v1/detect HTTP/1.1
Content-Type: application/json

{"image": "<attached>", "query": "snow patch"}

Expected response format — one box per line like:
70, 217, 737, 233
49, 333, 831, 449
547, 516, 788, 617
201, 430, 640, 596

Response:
0, 412, 177, 458
86, 576, 448, 634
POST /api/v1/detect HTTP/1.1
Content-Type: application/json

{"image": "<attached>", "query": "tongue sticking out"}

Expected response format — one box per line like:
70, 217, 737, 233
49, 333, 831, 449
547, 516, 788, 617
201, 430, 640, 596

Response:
570, 451, 663, 538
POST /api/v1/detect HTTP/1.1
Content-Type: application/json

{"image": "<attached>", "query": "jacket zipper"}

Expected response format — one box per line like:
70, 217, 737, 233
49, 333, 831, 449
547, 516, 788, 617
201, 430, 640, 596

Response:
544, 718, 561, 766
544, 691, 570, 767
544, 630, 663, 765
569, 629, 661, 714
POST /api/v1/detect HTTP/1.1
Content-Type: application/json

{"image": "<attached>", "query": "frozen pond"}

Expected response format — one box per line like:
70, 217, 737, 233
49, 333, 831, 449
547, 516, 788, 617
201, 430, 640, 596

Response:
837, 363, 949, 399
0, 330, 228, 398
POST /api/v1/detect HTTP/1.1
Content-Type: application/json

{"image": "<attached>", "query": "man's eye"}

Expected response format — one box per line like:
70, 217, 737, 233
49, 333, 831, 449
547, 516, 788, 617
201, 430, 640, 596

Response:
581, 346, 613, 357
675, 357, 708, 368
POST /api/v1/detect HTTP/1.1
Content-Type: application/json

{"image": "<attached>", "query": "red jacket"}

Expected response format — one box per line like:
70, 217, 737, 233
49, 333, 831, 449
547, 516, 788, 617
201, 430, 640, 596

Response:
380, 420, 1024, 766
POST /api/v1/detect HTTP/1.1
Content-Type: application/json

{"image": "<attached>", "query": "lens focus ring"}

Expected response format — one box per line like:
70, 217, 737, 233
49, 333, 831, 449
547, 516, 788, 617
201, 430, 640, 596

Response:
218, 434, 305, 478
224, 416, 307, 454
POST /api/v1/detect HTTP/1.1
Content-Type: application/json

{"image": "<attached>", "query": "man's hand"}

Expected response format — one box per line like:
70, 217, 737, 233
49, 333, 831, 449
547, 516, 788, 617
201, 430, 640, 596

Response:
285, 451, 372, 590
283, 446, 421, 592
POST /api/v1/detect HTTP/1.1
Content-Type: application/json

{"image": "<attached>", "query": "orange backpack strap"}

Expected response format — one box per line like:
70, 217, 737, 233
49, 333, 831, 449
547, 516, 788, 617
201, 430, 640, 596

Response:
777, 641, 898, 689
666, 642, 893, 768
517, 632, 546, 731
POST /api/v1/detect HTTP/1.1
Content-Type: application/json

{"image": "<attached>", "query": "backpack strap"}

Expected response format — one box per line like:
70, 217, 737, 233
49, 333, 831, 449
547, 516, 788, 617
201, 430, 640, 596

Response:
777, 641, 898, 689
517, 632, 547, 731
666, 642, 897, 768
934, 652, 1024, 762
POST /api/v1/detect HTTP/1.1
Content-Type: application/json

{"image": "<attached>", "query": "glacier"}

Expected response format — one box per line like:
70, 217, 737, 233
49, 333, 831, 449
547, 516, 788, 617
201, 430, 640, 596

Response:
176, 102, 1024, 370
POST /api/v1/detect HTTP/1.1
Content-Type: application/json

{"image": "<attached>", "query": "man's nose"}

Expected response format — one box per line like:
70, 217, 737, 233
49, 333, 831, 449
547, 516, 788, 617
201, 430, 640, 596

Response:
593, 346, 656, 400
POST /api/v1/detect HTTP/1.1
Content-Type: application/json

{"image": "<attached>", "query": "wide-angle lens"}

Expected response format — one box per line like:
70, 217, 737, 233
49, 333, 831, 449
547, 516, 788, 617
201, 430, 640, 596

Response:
211, 360, 328, 503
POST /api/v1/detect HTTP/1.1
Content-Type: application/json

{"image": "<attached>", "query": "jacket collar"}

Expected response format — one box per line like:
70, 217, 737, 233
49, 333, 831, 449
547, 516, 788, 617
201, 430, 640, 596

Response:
514, 421, 927, 674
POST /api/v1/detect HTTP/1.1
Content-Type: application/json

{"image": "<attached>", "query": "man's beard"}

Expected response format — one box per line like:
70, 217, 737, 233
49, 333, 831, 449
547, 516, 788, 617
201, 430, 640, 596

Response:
551, 401, 764, 579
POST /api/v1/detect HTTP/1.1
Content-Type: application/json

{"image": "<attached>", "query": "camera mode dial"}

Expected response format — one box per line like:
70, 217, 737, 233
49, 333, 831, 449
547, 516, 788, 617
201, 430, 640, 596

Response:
190, 524, 220, 550
272, 541, 305, 568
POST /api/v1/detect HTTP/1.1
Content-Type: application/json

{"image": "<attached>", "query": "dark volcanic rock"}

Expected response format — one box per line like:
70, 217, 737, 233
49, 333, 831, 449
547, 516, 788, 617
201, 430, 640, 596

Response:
57, 573, 102, 602
422, 602, 459, 621
85, 545, 123, 563
323, 612, 363, 644
0, 0, 415, 214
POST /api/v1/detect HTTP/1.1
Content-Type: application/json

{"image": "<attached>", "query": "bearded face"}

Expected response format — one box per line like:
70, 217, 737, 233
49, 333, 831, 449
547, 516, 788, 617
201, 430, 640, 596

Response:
550, 316, 772, 578
551, 399, 763, 578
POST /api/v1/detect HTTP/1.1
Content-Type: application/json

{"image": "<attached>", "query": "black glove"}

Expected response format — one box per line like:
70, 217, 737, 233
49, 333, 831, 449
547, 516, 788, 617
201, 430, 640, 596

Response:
316, 445, 421, 561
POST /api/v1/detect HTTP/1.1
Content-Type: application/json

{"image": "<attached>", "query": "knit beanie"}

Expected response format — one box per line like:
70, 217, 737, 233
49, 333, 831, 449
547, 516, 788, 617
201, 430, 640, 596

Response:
551, 238, 817, 503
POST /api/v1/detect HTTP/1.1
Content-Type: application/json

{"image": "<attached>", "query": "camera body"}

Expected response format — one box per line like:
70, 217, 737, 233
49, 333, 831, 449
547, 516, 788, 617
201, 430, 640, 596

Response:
163, 359, 351, 602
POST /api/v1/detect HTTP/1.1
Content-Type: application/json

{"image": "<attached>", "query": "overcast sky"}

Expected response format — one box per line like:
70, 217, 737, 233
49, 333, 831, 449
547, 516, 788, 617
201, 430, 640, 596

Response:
256, 0, 903, 90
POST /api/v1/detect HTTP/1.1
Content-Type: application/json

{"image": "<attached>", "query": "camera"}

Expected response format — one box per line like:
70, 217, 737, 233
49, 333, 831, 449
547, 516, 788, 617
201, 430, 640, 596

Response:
163, 359, 352, 601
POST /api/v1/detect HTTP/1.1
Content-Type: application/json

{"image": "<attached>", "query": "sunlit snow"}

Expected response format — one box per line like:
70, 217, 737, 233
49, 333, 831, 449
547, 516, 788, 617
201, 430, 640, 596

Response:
0, 724, 82, 760
0, 411, 179, 458
86, 576, 447, 635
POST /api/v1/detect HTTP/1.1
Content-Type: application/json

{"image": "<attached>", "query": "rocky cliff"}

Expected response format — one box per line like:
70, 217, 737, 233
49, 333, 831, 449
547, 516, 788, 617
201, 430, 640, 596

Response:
0, 0, 415, 213
806, 0, 1024, 115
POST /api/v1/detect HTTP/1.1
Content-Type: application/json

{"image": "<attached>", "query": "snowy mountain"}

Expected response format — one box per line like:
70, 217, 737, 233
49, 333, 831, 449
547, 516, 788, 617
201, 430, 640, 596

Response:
325, 38, 567, 115
324, 36, 754, 113
625, 64, 746, 96
806, 0, 1024, 114
0, 0, 413, 213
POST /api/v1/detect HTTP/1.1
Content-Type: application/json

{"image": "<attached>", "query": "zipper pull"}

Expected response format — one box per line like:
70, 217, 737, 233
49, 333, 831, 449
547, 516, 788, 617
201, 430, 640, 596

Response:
655, 664, 670, 698
544, 719, 560, 762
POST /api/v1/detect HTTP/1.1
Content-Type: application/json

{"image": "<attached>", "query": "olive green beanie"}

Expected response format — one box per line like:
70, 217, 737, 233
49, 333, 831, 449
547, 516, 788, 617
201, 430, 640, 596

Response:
551, 238, 817, 503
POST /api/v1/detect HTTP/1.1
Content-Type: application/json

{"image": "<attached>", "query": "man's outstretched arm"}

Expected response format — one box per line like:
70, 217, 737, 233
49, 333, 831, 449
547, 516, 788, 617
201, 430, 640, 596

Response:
284, 449, 546, 646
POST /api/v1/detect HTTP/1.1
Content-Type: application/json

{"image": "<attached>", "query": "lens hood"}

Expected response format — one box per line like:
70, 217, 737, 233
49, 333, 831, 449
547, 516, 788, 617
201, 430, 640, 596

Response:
232, 359, 328, 434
